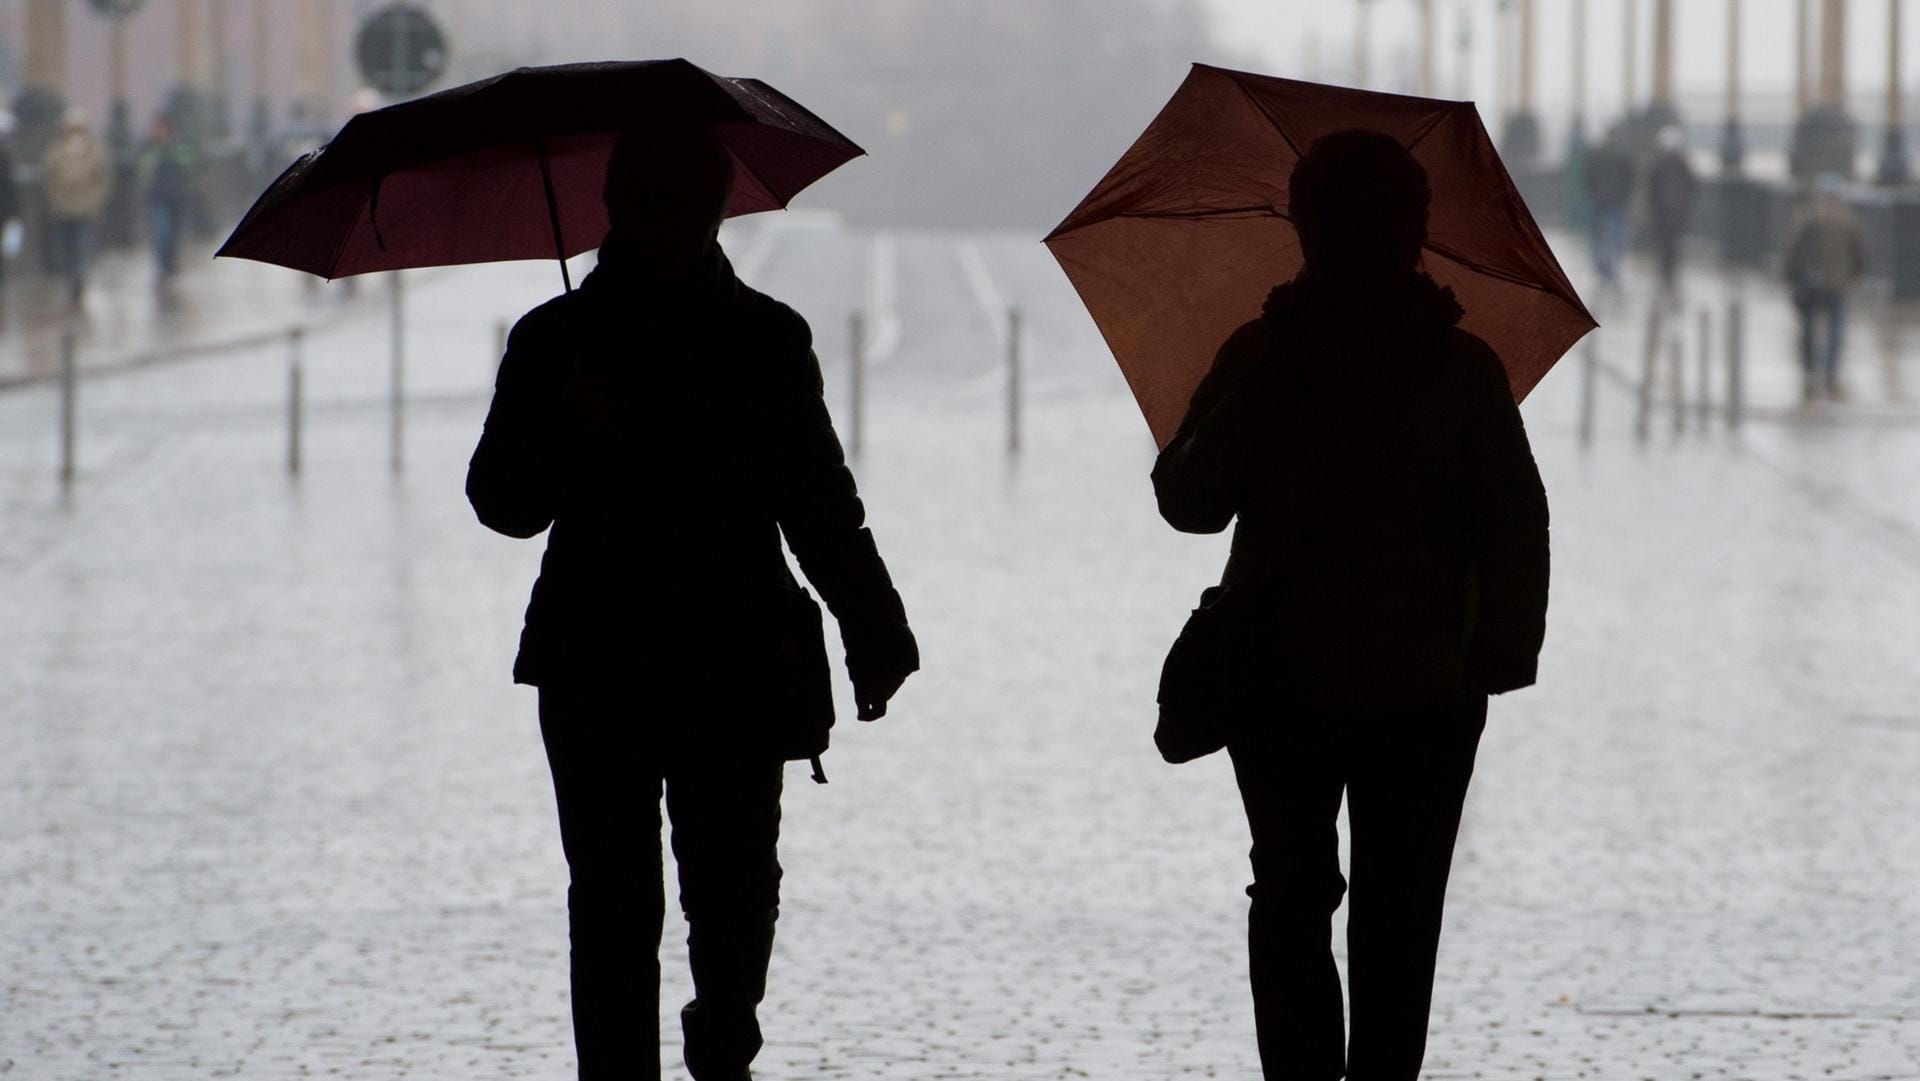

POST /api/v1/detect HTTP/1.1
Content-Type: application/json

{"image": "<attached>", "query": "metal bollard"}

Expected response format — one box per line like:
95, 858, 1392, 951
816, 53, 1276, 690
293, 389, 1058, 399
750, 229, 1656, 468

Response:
1697, 306, 1712, 429
1669, 327, 1684, 436
1636, 306, 1661, 440
287, 327, 305, 476
848, 310, 865, 458
390, 271, 406, 475
58, 324, 77, 489
1007, 307, 1022, 455
1726, 298, 1745, 428
1578, 333, 1598, 446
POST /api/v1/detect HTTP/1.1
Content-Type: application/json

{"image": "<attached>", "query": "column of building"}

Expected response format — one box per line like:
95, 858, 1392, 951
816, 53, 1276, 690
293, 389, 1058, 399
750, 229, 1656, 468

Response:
1793, 0, 1855, 179
1503, 0, 1540, 164
1721, 0, 1744, 172
1878, 0, 1907, 184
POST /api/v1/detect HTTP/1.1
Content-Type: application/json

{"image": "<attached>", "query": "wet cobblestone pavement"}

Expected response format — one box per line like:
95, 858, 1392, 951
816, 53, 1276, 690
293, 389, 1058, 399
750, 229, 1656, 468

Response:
3, 229, 1919, 1078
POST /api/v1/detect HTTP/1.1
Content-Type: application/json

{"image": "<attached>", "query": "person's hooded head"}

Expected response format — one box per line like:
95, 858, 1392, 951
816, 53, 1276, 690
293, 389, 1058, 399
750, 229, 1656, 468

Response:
1287, 129, 1430, 288
602, 125, 736, 269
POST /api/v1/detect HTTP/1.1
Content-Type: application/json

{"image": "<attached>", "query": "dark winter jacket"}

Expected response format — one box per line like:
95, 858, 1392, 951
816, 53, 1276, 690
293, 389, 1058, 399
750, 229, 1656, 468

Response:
467, 234, 918, 760
1583, 140, 1635, 208
1648, 149, 1697, 231
1152, 272, 1549, 709
0, 143, 19, 222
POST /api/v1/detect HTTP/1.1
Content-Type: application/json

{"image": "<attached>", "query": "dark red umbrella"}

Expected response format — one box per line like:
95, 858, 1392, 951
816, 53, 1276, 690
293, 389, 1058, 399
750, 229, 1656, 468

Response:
1044, 64, 1594, 448
217, 59, 862, 288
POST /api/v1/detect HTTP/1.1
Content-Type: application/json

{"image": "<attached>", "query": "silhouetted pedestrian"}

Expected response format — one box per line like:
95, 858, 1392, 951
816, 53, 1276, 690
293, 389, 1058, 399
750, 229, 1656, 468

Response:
1784, 175, 1865, 402
0, 111, 20, 290
1152, 129, 1549, 1081
1584, 123, 1635, 292
467, 128, 919, 1081
1647, 125, 1697, 297
42, 108, 112, 307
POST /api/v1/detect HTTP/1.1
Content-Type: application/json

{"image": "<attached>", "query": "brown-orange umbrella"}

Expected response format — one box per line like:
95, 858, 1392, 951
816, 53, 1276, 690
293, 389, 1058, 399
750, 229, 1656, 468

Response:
1044, 64, 1594, 448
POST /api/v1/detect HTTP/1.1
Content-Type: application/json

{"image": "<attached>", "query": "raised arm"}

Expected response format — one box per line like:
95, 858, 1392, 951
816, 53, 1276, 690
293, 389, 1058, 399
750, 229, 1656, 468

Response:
1151, 320, 1267, 534
466, 313, 559, 539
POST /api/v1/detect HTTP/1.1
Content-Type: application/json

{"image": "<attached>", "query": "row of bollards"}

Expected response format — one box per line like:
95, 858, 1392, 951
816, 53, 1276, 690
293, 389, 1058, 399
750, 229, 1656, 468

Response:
1616, 297, 1746, 442
53, 283, 1031, 491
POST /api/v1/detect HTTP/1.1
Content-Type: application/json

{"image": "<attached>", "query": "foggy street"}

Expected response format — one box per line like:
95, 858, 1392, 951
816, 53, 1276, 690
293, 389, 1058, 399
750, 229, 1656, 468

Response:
3, 221, 1919, 1079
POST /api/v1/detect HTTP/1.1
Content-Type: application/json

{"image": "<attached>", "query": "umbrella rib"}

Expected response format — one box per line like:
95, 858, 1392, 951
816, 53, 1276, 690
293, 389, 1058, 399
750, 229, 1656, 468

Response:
321, 183, 376, 282
1228, 75, 1302, 156
1423, 241, 1563, 294
1403, 110, 1449, 151
727, 146, 784, 216
1112, 205, 1287, 222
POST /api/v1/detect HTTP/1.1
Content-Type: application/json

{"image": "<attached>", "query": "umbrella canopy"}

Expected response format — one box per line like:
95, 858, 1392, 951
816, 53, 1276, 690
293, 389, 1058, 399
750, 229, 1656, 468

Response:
1044, 64, 1594, 448
217, 59, 862, 282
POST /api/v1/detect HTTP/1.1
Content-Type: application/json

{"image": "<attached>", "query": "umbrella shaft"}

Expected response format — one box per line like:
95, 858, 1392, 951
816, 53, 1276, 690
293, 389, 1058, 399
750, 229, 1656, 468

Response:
535, 138, 573, 293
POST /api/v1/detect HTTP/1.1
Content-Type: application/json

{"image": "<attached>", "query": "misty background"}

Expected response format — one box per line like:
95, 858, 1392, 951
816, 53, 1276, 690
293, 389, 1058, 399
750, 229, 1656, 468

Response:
20, 0, 1920, 231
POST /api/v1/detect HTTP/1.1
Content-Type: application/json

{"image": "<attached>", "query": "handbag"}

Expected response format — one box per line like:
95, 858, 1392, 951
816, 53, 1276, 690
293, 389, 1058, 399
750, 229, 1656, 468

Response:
1154, 581, 1287, 763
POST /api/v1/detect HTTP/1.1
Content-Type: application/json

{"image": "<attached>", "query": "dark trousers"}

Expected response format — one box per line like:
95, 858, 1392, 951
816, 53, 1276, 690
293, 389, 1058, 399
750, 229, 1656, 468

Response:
1228, 698, 1486, 1081
539, 686, 785, 1081
51, 217, 92, 296
1794, 286, 1847, 392
150, 201, 182, 281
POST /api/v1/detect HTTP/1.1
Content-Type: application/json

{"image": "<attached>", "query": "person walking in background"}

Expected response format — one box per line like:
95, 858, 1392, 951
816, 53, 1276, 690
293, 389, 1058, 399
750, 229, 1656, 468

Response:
1784, 175, 1866, 402
0, 111, 21, 294
140, 114, 200, 302
42, 108, 112, 308
1646, 125, 1697, 298
1584, 122, 1635, 295
466, 127, 919, 1081
1152, 130, 1550, 1081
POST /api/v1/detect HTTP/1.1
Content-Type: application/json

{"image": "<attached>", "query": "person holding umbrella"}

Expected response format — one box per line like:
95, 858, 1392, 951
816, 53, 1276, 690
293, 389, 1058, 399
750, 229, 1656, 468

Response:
1048, 70, 1579, 1078
1150, 129, 1550, 1080
220, 61, 917, 1080
1045, 85, 1565, 1073
465, 125, 919, 1080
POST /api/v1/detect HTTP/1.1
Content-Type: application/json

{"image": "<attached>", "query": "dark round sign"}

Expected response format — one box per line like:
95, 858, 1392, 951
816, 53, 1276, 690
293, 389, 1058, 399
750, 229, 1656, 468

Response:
354, 3, 449, 98
87, 0, 145, 17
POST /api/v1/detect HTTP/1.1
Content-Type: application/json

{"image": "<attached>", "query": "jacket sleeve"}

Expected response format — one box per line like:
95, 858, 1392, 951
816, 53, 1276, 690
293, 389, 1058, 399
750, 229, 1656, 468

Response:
763, 310, 919, 675
1151, 321, 1265, 534
466, 314, 558, 539
1461, 338, 1551, 694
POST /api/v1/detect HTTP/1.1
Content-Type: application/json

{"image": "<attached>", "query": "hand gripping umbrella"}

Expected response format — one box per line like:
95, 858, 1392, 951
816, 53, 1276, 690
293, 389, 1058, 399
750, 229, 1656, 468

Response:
217, 59, 863, 290
1044, 64, 1595, 448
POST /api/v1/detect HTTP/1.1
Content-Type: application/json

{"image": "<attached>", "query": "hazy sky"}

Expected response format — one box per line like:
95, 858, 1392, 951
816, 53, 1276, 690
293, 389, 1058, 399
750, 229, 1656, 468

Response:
1202, 0, 1911, 133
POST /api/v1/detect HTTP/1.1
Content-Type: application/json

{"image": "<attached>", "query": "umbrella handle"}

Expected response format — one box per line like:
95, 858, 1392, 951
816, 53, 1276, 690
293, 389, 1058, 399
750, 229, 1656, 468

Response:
535, 138, 573, 293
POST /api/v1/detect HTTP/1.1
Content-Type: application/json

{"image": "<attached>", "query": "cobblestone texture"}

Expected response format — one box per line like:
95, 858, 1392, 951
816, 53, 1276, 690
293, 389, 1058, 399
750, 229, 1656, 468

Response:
2, 228, 1918, 1078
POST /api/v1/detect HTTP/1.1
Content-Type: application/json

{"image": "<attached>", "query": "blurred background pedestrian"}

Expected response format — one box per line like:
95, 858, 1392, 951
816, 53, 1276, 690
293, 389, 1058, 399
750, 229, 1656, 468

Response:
139, 113, 199, 303
40, 108, 111, 308
0, 111, 21, 294
1784, 174, 1866, 402
1583, 123, 1634, 299
1646, 124, 1697, 300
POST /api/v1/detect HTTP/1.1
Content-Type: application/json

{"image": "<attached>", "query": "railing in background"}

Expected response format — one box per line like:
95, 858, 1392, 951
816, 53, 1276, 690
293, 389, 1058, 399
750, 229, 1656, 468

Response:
1605, 298, 1747, 442
21, 285, 1052, 489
